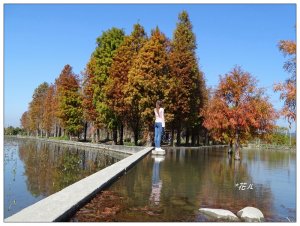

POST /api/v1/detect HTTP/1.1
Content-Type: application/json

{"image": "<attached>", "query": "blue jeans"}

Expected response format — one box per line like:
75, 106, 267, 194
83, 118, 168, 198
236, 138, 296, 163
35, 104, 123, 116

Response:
154, 122, 162, 148
152, 160, 160, 184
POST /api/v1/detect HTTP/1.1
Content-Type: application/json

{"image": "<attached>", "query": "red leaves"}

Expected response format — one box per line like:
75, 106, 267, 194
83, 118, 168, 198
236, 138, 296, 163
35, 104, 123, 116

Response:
203, 66, 277, 143
274, 39, 296, 125
278, 40, 296, 56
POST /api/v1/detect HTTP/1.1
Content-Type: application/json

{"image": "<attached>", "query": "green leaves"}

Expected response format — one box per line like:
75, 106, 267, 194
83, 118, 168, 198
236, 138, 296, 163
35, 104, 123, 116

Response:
55, 65, 83, 136
90, 28, 125, 129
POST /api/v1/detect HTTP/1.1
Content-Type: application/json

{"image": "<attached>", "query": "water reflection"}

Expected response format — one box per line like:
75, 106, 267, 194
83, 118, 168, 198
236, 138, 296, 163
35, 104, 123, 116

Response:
70, 147, 296, 222
4, 137, 126, 218
17, 140, 124, 196
149, 156, 165, 205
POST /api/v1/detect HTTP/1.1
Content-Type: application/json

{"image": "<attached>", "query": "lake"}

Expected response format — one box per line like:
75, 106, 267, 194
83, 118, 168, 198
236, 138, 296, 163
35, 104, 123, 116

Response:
4, 136, 127, 219
70, 146, 296, 222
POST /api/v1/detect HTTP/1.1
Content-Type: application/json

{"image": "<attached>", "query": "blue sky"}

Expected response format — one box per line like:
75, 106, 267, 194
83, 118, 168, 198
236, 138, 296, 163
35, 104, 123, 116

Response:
4, 4, 296, 131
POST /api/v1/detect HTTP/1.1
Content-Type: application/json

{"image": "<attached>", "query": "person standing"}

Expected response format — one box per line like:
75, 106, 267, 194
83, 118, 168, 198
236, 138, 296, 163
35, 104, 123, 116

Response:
153, 100, 165, 154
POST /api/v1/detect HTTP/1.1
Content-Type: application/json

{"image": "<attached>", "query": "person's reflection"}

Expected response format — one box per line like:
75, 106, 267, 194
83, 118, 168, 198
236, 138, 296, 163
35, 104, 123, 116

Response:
150, 156, 165, 205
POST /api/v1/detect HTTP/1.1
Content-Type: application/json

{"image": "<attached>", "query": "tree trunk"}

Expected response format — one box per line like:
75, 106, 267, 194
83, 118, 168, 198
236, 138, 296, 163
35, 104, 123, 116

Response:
234, 132, 241, 160
171, 127, 175, 146
83, 121, 88, 142
55, 124, 57, 137
196, 134, 200, 146
176, 124, 181, 146
196, 127, 201, 146
191, 127, 196, 146
113, 128, 118, 145
185, 127, 190, 145
95, 129, 100, 143
134, 129, 139, 146
119, 124, 124, 145
228, 140, 233, 154
205, 130, 209, 145
146, 127, 152, 147
92, 131, 95, 143
106, 130, 110, 141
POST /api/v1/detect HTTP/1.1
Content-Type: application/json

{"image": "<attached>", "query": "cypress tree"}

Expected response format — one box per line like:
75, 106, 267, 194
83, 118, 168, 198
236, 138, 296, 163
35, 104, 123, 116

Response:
125, 27, 169, 146
92, 28, 125, 144
55, 64, 83, 139
167, 10, 207, 146
106, 24, 147, 145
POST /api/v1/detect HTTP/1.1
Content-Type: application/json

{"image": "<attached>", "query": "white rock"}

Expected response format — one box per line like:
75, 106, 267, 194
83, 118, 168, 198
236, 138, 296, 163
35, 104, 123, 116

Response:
237, 207, 264, 222
199, 208, 239, 222
152, 149, 166, 155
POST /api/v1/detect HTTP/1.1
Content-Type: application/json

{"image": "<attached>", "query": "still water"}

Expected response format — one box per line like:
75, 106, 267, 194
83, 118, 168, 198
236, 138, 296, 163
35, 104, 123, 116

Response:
4, 137, 127, 218
70, 147, 296, 222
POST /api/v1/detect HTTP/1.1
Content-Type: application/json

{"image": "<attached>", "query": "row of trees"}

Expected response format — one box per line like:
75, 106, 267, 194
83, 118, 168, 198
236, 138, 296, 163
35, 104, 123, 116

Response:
4, 126, 24, 136
20, 11, 295, 156
21, 11, 207, 146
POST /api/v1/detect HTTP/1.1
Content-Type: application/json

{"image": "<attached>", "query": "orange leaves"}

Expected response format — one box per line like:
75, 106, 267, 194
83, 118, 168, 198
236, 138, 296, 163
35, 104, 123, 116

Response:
42, 85, 56, 135
125, 27, 169, 130
55, 65, 83, 135
28, 82, 49, 133
278, 40, 296, 56
274, 39, 296, 125
166, 11, 207, 133
106, 24, 147, 124
203, 66, 277, 143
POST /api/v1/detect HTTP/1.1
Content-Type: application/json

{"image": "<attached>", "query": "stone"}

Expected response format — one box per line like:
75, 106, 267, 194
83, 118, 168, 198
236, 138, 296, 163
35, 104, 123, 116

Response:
152, 149, 166, 155
237, 207, 264, 222
199, 208, 239, 222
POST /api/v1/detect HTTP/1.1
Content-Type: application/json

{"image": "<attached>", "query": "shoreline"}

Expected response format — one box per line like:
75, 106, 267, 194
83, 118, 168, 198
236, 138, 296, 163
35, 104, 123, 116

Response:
5, 135, 230, 152
5, 135, 146, 155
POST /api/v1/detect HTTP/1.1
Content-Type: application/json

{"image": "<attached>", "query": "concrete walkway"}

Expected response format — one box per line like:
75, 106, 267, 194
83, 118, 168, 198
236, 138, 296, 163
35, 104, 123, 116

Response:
5, 146, 153, 222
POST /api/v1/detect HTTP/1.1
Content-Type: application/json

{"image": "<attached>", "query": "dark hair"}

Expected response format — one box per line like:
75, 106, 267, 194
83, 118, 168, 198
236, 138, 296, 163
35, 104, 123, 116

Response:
156, 100, 162, 107
156, 100, 162, 116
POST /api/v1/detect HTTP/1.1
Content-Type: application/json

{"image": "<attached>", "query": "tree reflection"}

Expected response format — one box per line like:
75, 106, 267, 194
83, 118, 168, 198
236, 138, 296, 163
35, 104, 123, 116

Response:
198, 153, 274, 220
71, 147, 289, 222
17, 139, 122, 197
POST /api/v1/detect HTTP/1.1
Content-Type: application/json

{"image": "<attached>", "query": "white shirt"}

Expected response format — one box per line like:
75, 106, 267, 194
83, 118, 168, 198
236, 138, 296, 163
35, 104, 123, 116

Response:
154, 108, 165, 127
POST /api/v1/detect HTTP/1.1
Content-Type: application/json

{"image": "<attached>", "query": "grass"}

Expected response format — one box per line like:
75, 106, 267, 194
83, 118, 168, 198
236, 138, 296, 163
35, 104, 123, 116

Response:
49, 135, 69, 141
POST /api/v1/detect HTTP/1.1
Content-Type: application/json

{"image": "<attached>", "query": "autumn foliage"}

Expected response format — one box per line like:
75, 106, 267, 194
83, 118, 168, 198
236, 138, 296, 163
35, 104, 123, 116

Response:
274, 40, 296, 125
55, 64, 83, 137
167, 11, 207, 145
106, 24, 147, 145
203, 66, 278, 159
20, 10, 284, 150
124, 27, 170, 145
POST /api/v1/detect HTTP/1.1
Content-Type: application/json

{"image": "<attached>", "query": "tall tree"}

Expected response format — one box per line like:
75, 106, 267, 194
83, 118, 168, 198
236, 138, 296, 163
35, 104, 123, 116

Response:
167, 10, 207, 146
203, 66, 277, 160
82, 57, 102, 142
92, 27, 125, 144
42, 84, 55, 137
28, 82, 49, 136
106, 24, 147, 145
55, 64, 83, 139
125, 27, 169, 146
274, 40, 296, 125
20, 111, 30, 135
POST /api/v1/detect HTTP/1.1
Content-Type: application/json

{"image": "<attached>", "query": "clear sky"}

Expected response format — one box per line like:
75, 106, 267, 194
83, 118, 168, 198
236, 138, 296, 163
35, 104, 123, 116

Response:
4, 3, 296, 131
